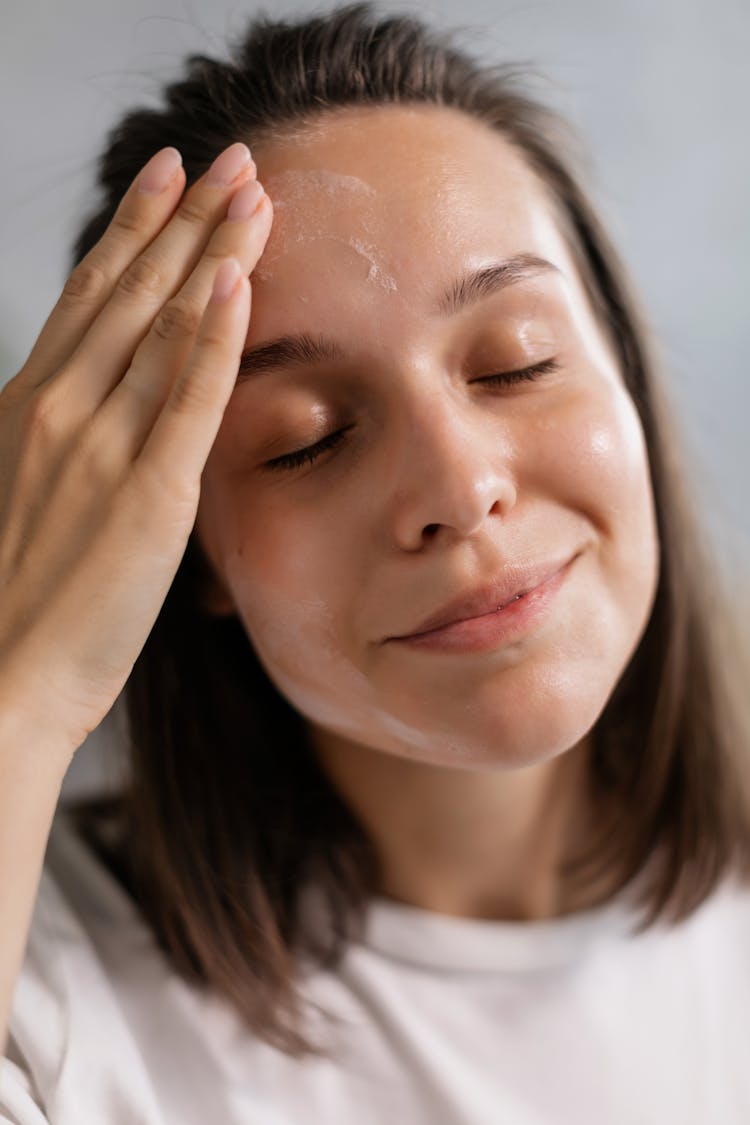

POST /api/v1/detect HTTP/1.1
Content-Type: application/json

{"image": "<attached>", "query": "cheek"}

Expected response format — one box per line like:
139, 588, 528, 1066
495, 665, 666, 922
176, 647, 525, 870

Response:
213, 485, 371, 712
523, 374, 660, 661
230, 544, 385, 740
534, 376, 657, 541
551, 375, 660, 640
224, 498, 333, 637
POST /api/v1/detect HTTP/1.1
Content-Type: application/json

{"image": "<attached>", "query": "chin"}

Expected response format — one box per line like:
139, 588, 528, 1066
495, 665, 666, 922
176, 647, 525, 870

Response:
391, 657, 622, 770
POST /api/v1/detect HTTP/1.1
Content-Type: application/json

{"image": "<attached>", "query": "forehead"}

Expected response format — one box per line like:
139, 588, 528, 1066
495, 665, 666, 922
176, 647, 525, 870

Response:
247, 105, 577, 332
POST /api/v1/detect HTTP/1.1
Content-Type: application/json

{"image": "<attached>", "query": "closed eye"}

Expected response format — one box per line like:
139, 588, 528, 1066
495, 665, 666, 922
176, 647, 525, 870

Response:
476, 356, 560, 387
263, 357, 560, 473
264, 425, 353, 473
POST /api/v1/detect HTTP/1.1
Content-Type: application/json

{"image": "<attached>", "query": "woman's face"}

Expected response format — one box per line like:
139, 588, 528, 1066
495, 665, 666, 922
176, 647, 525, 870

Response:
195, 105, 660, 770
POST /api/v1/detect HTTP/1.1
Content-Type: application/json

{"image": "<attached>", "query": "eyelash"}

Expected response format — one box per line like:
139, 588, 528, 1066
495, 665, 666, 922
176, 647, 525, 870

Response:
264, 357, 560, 473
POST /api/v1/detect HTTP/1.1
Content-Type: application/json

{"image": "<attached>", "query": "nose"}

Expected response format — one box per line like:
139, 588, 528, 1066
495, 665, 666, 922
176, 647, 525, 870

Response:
385, 393, 518, 551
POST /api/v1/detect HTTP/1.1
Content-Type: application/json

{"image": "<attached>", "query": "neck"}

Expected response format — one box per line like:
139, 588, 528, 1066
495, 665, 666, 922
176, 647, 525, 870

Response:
308, 726, 610, 922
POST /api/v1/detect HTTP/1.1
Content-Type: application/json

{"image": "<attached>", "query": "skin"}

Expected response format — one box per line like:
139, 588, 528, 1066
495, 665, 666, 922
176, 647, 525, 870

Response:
194, 104, 660, 922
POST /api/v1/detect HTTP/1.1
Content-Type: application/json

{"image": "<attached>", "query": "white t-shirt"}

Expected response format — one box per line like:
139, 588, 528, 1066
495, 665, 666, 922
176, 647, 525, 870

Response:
2, 800, 749, 1124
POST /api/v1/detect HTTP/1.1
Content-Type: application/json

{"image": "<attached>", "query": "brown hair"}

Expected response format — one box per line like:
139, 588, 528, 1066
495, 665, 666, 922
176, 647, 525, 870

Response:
66, 1, 750, 1058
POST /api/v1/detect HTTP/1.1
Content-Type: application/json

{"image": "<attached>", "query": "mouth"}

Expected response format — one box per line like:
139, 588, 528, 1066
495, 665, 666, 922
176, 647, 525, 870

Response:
391, 552, 580, 641
388, 553, 579, 654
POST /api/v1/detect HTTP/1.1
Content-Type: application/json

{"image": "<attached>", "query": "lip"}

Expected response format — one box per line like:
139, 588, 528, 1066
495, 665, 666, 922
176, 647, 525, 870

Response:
388, 553, 579, 654
388, 551, 580, 641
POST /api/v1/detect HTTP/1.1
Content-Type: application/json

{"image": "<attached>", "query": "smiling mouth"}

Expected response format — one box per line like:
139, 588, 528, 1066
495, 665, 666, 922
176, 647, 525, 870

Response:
387, 554, 579, 653
394, 553, 579, 641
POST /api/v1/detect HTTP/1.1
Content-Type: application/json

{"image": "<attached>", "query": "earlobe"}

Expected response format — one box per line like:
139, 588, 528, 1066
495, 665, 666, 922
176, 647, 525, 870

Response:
201, 579, 237, 617
191, 516, 237, 618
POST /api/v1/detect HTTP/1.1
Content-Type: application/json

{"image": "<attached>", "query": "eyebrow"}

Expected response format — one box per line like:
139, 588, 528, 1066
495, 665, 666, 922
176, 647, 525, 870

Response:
236, 252, 560, 383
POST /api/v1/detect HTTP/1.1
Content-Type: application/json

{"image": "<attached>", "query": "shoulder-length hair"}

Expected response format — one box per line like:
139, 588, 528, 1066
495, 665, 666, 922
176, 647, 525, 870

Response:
66, 1, 750, 1059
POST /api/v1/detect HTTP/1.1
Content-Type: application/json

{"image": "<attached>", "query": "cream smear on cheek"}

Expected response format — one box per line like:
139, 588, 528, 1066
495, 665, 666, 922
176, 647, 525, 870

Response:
253, 168, 399, 295
223, 552, 472, 761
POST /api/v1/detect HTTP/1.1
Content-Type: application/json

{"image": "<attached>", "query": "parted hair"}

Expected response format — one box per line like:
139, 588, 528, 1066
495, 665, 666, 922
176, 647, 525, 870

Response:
66, 1, 750, 1059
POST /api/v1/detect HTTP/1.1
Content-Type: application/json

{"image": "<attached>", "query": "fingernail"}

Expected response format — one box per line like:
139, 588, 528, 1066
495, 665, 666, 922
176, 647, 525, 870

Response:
137, 147, 183, 195
205, 142, 253, 187
211, 258, 242, 303
226, 180, 265, 222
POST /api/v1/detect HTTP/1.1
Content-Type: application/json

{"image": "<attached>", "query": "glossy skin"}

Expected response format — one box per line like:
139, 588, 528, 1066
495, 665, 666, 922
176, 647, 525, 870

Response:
194, 105, 660, 921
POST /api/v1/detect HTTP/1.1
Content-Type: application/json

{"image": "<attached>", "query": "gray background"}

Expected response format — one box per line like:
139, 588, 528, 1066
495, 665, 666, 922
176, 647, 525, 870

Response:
1, 0, 748, 798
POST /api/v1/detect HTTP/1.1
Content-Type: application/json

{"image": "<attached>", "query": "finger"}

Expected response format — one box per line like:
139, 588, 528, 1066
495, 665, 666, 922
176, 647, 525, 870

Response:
94, 188, 272, 465
133, 258, 251, 495
3, 177, 271, 564
19, 147, 187, 387
15, 257, 254, 596
148, 178, 269, 338
57, 142, 259, 415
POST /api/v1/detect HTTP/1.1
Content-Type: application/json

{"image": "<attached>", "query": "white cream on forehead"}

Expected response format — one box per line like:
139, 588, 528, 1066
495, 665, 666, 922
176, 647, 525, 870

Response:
253, 168, 399, 293
267, 168, 377, 201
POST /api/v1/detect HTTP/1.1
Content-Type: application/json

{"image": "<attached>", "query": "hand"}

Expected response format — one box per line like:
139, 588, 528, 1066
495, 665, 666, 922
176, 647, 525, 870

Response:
0, 142, 272, 758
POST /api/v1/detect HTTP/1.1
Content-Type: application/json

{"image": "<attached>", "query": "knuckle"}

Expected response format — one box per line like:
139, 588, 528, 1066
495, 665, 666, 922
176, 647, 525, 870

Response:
176, 195, 211, 228
168, 368, 214, 415
109, 208, 144, 239
117, 255, 165, 299
62, 260, 109, 304
22, 384, 64, 443
73, 424, 117, 483
128, 455, 198, 514
200, 247, 228, 273
152, 297, 203, 343
198, 327, 230, 351
0, 371, 25, 410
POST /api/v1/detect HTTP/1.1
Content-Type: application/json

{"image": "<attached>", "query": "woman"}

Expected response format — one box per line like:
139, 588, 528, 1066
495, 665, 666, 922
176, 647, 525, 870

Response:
1, 3, 749, 1122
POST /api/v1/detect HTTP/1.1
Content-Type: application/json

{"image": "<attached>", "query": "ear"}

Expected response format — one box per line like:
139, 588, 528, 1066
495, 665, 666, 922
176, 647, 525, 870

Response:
200, 572, 237, 618
191, 508, 238, 618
